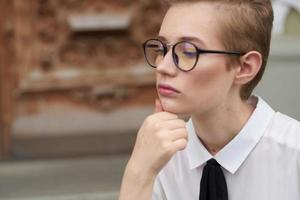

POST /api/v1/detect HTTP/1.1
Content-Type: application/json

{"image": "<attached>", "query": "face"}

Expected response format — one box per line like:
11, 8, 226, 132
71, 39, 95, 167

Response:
156, 2, 239, 116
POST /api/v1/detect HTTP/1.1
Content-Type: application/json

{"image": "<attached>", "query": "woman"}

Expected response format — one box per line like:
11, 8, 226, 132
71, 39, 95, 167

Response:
119, 0, 300, 199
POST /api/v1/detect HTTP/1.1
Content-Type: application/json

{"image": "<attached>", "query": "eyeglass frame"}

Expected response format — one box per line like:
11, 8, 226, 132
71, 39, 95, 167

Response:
142, 38, 245, 72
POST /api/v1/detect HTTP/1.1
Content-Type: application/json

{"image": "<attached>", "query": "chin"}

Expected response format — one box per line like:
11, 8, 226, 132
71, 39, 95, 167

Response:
160, 98, 191, 115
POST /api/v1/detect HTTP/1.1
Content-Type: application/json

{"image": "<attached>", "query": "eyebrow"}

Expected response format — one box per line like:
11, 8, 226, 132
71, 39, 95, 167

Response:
156, 35, 206, 47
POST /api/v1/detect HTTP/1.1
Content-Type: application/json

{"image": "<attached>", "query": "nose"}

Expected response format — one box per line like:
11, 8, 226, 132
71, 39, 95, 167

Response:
156, 50, 178, 76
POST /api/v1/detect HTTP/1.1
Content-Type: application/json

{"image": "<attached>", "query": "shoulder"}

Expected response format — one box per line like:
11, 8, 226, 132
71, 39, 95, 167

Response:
264, 112, 300, 150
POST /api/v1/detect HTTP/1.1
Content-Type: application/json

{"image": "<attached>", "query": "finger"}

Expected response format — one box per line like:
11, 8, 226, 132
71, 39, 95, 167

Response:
172, 138, 188, 152
155, 119, 186, 130
155, 98, 164, 113
150, 110, 179, 120
170, 128, 188, 141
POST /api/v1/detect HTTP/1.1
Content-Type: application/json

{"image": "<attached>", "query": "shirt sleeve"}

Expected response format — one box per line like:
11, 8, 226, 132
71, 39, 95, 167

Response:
152, 176, 167, 200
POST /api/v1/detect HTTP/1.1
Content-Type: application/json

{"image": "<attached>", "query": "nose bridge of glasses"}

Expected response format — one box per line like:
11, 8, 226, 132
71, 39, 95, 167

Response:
156, 43, 178, 71
160, 42, 186, 70
161, 45, 175, 64
163, 43, 174, 55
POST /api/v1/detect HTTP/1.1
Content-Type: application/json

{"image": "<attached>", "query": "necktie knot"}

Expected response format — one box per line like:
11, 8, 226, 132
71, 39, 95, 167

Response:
206, 158, 220, 167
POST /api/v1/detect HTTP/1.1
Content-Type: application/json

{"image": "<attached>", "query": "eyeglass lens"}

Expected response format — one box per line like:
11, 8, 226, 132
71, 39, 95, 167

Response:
174, 42, 197, 71
144, 39, 198, 71
144, 40, 165, 68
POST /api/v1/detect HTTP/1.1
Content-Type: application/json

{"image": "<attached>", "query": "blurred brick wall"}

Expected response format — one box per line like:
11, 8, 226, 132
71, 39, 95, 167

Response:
14, 0, 168, 112
0, 0, 168, 159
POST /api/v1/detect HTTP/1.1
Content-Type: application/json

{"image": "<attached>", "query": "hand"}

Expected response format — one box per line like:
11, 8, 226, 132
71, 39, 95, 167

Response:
128, 99, 188, 177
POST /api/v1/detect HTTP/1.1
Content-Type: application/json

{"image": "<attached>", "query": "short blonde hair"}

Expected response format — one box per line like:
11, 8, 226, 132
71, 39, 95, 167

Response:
164, 0, 274, 100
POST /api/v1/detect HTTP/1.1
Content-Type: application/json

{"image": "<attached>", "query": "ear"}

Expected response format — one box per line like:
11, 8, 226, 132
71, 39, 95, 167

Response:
234, 51, 262, 85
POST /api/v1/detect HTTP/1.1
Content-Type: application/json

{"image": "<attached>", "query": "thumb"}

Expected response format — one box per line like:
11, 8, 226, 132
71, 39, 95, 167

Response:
155, 98, 164, 113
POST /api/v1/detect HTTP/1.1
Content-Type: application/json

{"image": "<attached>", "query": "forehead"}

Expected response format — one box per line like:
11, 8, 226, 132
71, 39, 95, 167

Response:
159, 2, 224, 48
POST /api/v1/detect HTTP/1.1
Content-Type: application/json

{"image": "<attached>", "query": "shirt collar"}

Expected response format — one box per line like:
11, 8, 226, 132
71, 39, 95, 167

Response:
186, 96, 275, 174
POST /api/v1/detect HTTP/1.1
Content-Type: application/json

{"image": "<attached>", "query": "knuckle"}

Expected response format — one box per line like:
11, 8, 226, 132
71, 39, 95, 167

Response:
155, 130, 164, 139
145, 115, 154, 123
183, 130, 188, 138
145, 116, 158, 128
177, 129, 187, 138
173, 139, 187, 151
179, 139, 188, 148
154, 122, 162, 130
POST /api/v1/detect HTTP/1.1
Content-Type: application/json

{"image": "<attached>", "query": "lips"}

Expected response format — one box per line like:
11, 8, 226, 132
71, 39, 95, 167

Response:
157, 83, 180, 96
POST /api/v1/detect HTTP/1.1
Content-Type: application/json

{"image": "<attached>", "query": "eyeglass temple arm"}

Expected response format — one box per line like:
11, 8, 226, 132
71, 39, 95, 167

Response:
197, 49, 244, 56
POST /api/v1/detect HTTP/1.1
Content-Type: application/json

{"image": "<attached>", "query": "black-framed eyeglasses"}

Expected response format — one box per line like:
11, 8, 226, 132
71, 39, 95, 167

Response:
142, 38, 245, 72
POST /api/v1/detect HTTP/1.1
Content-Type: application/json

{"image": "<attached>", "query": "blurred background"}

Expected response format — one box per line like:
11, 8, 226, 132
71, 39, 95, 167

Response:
0, 0, 299, 199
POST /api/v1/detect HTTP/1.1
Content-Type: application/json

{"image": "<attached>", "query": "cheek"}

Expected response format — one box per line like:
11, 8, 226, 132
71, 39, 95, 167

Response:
183, 61, 234, 106
188, 65, 225, 92
158, 60, 235, 115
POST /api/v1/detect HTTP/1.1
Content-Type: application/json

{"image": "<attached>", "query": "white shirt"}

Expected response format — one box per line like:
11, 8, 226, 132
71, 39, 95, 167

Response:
153, 96, 300, 200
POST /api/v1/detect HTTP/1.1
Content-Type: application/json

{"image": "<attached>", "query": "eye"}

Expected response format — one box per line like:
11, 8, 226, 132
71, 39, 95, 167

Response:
147, 44, 159, 48
146, 44, 164, 54
176, 42, 198, 58
182, 51, 197, 58
155, 48, 165, 54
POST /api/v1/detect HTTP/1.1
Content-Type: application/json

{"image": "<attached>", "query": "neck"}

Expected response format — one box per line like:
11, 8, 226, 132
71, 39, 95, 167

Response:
191, 95, 255, 155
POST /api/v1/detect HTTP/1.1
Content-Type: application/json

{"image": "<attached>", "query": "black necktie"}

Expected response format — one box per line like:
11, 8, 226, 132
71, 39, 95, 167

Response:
199, 159, 228, 200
